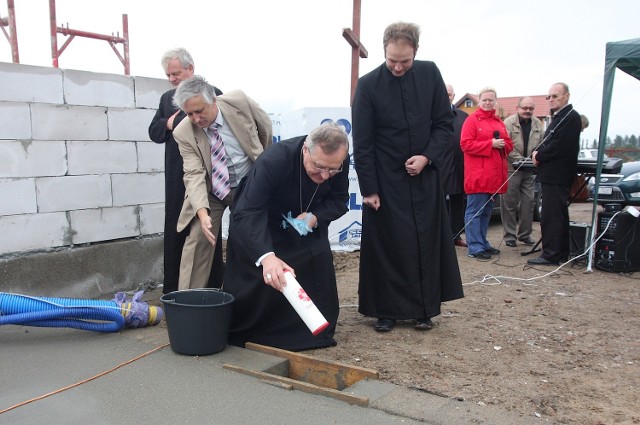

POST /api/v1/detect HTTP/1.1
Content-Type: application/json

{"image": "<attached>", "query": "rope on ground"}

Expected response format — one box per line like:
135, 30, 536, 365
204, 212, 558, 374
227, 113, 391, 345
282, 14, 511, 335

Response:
0, 343, 170, 415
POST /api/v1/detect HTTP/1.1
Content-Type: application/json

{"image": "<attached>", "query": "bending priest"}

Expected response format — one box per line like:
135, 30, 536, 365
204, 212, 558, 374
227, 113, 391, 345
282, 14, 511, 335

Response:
225, 123, 350, 351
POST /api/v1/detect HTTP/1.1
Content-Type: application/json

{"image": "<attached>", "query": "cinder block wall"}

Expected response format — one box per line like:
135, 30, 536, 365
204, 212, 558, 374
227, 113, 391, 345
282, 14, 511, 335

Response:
0, 62, 170, 297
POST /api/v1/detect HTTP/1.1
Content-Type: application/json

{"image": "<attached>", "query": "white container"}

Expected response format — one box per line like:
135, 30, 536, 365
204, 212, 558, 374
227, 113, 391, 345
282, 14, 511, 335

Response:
282, 272, 329, 335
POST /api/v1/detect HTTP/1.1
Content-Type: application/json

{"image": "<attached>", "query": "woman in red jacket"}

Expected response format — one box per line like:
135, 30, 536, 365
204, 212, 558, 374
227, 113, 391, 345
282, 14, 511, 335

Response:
460, 87, 513, 260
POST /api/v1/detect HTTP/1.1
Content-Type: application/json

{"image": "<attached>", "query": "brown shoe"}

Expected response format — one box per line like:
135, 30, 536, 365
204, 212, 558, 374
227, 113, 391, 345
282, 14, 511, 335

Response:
454, 238, 468, 247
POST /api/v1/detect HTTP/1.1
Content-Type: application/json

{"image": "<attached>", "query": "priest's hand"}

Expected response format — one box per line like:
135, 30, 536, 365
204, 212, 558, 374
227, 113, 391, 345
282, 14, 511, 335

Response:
363, 194, 380, 211
405, 155, 429, 176
260, 253, 295, 292
167, 110, 180, 130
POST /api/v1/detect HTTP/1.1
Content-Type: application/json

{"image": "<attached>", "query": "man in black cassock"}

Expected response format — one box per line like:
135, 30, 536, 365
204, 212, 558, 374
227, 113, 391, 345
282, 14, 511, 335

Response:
352, 22, 464, 333
148, 48, 225, 294
224, 123, 350, 351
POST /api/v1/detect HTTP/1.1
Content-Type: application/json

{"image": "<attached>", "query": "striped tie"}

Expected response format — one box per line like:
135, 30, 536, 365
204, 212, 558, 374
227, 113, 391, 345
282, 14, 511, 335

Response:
208, 124, 230, 200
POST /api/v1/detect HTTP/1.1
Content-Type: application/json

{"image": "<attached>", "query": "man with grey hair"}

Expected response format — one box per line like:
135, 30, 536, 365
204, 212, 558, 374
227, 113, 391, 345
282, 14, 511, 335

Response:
528, 83, 582, 266
353, 22, 463, 333
501, 96, 543, 247
225, 122, 350, 350
173, 75, 272, 290
148, 48, 224, 294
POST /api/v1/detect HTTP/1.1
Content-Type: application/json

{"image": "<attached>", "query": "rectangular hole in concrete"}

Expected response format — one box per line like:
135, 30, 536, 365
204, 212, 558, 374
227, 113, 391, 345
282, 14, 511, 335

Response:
223, 342, 379, 406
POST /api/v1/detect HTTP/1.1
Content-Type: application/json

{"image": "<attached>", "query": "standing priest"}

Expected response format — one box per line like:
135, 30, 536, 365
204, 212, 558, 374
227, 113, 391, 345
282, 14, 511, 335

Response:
352, 22, 464, 333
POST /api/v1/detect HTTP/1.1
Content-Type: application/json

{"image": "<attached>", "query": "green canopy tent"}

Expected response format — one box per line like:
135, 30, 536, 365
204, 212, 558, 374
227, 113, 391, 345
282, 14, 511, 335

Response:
587, 37, 640, 271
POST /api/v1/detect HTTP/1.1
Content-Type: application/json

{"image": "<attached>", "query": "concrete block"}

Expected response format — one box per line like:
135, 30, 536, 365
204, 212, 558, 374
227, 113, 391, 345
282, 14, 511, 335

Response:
31, 103, 108, 141
0, 62, 64, 104
67, 140, 137, 175
0, 178, 37, 216
108, 108, 156, 141
134, 76, 170, 109
70, 206, 139, 244
0, 140, 67, 178
36, 175, 113, 213
63, 69, 135, 108
0, 212, 69, 256
137, 141, 165, 172
0, 102, 32, 140
139, 203, 164, 234
0, 237, 163, 298
112, 173, 164, 206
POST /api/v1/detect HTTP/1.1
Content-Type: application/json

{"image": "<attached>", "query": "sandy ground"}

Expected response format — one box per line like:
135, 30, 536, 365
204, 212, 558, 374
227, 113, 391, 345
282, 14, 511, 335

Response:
306, 203, 640, 424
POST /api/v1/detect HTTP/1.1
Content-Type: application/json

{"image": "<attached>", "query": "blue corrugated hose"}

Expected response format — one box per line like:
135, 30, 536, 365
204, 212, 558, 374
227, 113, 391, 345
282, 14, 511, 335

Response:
0, 293, 125, 332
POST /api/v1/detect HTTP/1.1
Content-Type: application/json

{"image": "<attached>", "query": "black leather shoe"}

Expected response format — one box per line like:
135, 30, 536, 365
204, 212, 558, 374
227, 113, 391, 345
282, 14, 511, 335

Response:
415, 318, 434, 330
505, 240, 517, 247
454, 238, 468, 247
527, 256, 559, 266
519, 237, 536, 245
374, 318, 396, 332
486, 247, 501, 255
468, 251, 492, 260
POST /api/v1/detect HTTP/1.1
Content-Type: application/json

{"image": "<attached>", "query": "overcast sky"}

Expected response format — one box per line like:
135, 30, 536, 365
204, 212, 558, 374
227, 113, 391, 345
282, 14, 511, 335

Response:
1, 0, 639, 144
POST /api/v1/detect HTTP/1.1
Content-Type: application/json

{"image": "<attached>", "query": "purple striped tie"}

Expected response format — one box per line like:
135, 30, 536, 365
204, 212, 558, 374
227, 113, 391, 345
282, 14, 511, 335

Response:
208, 125, 230, 200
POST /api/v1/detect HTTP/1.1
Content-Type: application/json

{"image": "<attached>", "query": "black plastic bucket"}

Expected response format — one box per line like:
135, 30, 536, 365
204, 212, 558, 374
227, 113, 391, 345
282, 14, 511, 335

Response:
160, 289, 235, 356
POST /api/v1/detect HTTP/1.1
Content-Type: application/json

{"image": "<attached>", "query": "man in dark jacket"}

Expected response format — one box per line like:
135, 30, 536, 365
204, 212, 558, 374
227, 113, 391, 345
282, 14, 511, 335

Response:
528, 83, 582, 266
147, 48, 224, 293
444, 84, 468, 247
353, 22, 463, 333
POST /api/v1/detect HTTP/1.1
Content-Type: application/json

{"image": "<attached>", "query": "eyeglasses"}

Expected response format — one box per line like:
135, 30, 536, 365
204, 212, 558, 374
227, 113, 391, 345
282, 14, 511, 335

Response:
311, 162, 343, 176
519, 106, 535, 111
546, 93, 565, 100
305, 147, 343, 175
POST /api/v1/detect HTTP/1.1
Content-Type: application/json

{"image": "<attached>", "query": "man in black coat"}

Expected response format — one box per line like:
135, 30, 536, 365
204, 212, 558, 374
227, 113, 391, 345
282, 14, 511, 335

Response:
444, 84, 468, 247
528, 82, 582, 266
148, 48, 224, 294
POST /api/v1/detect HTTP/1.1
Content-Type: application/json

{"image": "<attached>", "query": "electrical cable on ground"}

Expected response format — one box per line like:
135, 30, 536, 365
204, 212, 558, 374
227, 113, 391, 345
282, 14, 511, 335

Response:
0, 343, 170, 415
463, 209, 623, 287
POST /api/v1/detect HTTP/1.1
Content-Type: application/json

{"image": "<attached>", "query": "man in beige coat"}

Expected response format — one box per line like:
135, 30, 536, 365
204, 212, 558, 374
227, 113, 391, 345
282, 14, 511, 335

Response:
173, 75, 272, 290
501, 96, 543, 247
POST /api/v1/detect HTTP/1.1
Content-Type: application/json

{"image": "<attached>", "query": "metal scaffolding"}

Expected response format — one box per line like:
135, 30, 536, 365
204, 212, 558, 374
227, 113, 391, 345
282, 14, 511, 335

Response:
1, 0, 130, 75
49, 0, 130, 74
0, 0, 19, 63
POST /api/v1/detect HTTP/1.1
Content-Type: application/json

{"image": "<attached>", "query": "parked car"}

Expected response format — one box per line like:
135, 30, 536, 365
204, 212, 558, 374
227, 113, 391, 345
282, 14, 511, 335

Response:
589, 161, 640, 206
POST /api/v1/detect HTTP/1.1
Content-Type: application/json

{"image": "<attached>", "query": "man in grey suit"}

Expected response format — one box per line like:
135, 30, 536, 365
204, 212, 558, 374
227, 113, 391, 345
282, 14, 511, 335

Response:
173, 76, 272, 290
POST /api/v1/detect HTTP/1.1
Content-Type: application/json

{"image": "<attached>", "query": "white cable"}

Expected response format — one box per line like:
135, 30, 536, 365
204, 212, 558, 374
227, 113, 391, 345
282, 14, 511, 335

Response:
464, 209, 622, 287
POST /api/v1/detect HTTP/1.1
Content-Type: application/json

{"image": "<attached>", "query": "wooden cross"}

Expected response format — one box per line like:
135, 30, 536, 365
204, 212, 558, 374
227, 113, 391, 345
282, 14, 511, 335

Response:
342, 0, 368, 106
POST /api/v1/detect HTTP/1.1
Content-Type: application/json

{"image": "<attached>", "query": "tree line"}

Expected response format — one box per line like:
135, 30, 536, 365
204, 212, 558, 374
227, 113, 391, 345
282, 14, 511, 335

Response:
586, 135, 640, 162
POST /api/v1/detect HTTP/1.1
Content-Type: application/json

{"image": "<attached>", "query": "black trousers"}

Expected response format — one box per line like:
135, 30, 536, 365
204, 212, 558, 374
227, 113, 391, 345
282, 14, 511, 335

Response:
540, 183, 570, 262
447, 193, 466, 240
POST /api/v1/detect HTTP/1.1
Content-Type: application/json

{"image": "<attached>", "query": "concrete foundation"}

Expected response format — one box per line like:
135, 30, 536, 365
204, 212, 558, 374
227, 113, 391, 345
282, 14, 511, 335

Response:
0, 236, 163, 299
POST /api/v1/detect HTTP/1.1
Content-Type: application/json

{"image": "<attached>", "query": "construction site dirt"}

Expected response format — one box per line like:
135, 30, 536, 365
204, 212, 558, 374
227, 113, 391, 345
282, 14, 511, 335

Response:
305, 202, 639, 425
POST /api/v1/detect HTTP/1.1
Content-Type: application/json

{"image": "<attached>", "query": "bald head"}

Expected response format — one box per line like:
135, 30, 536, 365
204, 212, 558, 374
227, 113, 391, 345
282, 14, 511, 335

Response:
446, 84, 455, 105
